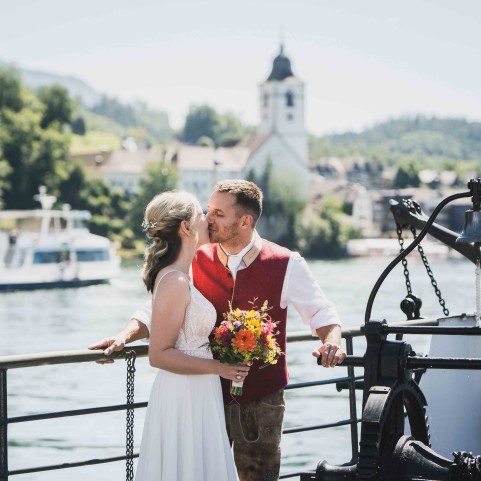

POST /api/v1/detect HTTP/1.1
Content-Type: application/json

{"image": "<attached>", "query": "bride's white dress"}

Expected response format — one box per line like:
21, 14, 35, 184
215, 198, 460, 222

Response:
135, 272, 238, 481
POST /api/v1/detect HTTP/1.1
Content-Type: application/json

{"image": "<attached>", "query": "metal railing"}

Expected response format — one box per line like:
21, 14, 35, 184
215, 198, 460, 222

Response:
0, 319, 438, 481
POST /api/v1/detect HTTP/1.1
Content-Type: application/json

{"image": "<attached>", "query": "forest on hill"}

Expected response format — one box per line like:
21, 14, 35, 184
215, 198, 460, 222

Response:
310, 116, 481, 168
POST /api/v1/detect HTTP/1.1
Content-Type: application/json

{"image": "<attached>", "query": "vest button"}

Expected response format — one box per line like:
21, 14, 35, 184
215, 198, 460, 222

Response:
227, 273, 232, 278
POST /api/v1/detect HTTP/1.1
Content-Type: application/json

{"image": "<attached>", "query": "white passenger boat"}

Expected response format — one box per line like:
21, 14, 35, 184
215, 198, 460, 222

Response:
0, 187, 120, 291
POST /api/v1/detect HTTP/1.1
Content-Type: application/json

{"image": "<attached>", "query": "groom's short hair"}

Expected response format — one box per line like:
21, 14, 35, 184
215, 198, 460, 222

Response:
215, 179, 263, 223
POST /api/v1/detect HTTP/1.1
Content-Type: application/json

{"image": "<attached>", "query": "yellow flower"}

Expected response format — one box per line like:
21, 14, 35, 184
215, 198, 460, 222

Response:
249, 318, 260, 328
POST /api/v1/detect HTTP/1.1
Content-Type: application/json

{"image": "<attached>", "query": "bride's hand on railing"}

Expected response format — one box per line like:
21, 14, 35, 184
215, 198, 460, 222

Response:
88, 336, 127, 363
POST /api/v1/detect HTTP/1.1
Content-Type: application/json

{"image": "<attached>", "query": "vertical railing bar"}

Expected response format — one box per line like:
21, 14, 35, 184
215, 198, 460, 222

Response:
0, 369, 8, 481
345, 335, 359, 462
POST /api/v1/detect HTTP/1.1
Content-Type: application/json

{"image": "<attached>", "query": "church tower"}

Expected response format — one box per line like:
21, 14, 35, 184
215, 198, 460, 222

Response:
257, 44, 308, 168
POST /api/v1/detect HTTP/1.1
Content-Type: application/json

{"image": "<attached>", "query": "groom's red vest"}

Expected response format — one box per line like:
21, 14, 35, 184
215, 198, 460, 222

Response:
192, 239, 290, 404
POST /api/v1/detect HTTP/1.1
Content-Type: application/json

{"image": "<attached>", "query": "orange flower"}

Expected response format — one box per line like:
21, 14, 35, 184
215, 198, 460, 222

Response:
232, 329, 257, 352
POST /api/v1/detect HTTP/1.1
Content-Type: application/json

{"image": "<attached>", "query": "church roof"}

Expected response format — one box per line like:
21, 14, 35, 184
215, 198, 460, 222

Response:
236, 132, 270, 152
267, 44, 295, 81
105, 148, 161, 174
175, 145, 250, 171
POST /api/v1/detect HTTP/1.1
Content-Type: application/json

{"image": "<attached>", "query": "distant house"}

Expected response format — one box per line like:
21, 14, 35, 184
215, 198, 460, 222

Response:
77, 143, 163, 196
313, 157, 384, 190
172, 144, 251, 207
104, 148, 162, 195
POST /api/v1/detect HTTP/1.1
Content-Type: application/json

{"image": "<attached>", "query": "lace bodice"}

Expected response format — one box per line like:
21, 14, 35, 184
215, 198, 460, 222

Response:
153, 270, 217, 360
174, 283, 217, 359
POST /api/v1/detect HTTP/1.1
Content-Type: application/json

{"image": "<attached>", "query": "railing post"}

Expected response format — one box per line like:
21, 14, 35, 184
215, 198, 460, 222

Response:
0, 369, 8, 481
345, 336, 359, 462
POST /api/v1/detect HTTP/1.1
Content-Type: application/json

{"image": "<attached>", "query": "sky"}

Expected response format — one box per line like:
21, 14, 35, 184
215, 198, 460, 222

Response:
1, 0, 481, 136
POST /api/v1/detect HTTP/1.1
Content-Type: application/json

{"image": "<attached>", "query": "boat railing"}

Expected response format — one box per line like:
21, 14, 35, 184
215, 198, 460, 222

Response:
0, 318, 438, 481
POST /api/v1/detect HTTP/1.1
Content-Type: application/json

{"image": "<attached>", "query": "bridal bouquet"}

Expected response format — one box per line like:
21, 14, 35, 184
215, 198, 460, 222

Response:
211, 299, 283, 396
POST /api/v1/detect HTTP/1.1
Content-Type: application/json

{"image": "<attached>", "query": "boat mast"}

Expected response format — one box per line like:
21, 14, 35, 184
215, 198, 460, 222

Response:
33, 186, 57, 239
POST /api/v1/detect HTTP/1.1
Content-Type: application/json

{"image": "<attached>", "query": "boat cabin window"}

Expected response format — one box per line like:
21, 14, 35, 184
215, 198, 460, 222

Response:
4, 248, 27, 268
75, 249, 110, 262
33, 250, 70, 264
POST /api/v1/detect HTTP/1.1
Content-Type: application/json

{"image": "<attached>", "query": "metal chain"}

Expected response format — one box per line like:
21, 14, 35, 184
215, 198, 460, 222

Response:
125, 350, 136, 481
410, 226, 449, 316
396, 222, 412, 295
476, 260, 481, 326
395, 199, 449, 317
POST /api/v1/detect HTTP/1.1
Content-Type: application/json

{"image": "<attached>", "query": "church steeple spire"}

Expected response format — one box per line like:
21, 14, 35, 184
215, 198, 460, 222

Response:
266, 43, 295, 81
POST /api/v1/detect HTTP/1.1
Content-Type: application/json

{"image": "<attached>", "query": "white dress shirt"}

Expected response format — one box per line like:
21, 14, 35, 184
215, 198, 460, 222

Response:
220, 236, 255, 280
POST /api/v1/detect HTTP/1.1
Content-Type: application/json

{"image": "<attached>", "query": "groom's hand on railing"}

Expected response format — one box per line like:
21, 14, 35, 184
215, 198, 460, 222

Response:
313, 343, 346, 368
313, 324, 346, 368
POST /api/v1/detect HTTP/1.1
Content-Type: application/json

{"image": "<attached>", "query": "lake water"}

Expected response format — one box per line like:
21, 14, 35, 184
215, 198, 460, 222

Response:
1, 254, 478, 480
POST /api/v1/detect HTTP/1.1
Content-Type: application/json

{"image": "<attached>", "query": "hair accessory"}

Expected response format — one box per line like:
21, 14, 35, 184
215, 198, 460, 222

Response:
141, 219, 158, 232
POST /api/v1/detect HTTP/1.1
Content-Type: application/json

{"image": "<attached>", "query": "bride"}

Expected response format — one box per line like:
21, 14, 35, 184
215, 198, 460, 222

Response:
135, 191, 249, 481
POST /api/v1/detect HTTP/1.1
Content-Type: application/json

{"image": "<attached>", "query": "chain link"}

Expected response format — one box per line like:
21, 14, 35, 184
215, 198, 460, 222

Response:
396, 199, 449, 317
396, 222, 412, 295
411, 226, 450, 316
476, 260, 481, 326
125, 350, 136, 481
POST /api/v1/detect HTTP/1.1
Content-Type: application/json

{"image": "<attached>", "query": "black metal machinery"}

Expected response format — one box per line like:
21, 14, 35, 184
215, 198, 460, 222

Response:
301, 179, 481, 481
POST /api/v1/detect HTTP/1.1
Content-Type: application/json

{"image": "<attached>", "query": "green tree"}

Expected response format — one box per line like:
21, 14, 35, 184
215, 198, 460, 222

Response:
196, 136, 215, 147
0, 69, 72, 208
126, 160, 179, 237
92, 95, 137, 126
66, 178, 131, 240
38, 84, 73, 129
71, 115, 86, 135
58, 159, 89, 207
216, 112, 244, 146
1, 106, 69, 208
92, 96, 173, 144
0, 158, 12, 209
0, 67, 23, 112
393, 159, 421, 188
296, 196, 359, 258
181, 105, 219, 145
249, 159, 307, 248
180, 104, 246, 147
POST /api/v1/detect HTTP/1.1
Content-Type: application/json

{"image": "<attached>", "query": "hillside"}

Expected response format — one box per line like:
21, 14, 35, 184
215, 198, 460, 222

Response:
0, 62, 174, 149
310, 116, 481, 167
20, 67, 102, 107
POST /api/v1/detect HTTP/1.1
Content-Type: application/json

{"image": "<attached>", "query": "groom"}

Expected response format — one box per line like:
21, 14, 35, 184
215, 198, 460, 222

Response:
90, 179, 345, 481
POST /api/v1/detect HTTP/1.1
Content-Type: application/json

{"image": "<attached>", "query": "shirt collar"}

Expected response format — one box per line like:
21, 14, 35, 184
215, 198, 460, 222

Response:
217, 231, 262, 268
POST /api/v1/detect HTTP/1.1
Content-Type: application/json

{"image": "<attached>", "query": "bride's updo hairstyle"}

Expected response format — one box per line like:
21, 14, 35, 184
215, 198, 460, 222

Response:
141, 191, 199, 293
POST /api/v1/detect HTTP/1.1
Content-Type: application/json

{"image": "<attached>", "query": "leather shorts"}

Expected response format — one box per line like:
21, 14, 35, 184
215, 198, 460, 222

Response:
224, 389, 285, 481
